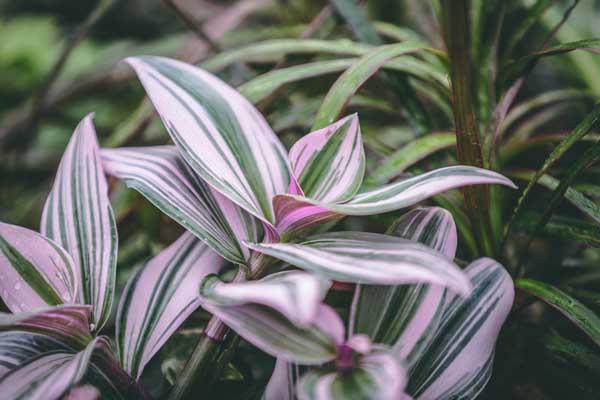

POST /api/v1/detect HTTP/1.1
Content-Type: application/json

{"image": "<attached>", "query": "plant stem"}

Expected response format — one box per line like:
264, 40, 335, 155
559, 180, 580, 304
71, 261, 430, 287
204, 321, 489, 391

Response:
440, 0, 496, 257
168, 318, 228, 400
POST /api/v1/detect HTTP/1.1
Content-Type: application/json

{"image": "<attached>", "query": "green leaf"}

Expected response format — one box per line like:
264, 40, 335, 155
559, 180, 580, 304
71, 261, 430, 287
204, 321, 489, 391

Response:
365, 133, 456, 186
502, 39, 600, 88
517, 279, 600, 350
505, 103, 600, 241
511, 171, 600, 225
201, 39, 370, 72
312, 42, 429, 130
515, 214, 600, 247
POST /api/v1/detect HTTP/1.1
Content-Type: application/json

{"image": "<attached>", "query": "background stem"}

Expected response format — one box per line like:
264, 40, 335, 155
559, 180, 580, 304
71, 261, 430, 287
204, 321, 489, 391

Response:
440, 0, 496, 257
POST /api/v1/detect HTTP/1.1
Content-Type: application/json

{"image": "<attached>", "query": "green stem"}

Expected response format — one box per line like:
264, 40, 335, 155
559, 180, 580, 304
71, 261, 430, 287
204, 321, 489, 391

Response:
168, 318, 228, 400
440, 0, 496, 257
169, 254, 275, 399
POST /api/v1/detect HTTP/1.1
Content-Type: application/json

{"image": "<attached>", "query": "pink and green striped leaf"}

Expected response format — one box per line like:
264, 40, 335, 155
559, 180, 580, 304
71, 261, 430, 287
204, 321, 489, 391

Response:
288, 114, 365, 203
125, 56, 291, 225
102, 146, 259, 264
0, 222, 78, 313
117, 232, 225, 379
0, 336, 102, 400
275, 166, 516, 216
199, 271, 331, 328
407, 258, 514, 399
245, 232, 471, 295
0, 306, 94, 386
203, 303, 343, 365
353, 207, 455, 370
297, 344, 407, 400
41, 115, 117, 331
0, 305, 93, 349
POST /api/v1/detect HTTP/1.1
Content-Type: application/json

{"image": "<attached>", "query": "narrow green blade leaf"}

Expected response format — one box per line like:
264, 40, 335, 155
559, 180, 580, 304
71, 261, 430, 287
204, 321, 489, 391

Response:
312, 42, 428, 129
366, 133, 456, 186
517, 279, 600, 349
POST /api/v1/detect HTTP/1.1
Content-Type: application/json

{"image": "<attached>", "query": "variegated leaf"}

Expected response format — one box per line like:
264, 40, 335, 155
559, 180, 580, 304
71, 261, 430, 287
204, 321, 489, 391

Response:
117, 233, 225, 379
0, 222, 77, 313
125, 56, 291, 224
41, 115, 117, 331
353, 207, 455, 369
297, 344, 407, 400
200, 271, 331, 328
275, 166, 516, 216
101, 146, 259, 264
245, 232, 471, 295
407, 258, 514, 400
0, 336, 101, 400
203, 303, 343, 364
0, 331, 70, 378
0, 305, 93, 349
288, 114, 364, 203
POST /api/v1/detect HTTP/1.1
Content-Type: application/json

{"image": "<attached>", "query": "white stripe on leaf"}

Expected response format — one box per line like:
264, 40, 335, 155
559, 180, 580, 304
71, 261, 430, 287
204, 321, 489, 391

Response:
0, 223, 78, 313
407, 258, 514, 400
116, 233, 225, 379
276, 166, 516, 216
353, 207, 456, 370
102, 146, 259, 264
203, 303, 343, 365
288, 114, 365, 203
40, 115, 117, 331
245, 232, 471, 295
125, 56, 291, 225
200, 271, 331, 328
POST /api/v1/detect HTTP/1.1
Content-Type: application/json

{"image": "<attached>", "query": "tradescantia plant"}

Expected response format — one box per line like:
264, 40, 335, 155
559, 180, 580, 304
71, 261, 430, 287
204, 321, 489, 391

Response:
0, 52, 517, 399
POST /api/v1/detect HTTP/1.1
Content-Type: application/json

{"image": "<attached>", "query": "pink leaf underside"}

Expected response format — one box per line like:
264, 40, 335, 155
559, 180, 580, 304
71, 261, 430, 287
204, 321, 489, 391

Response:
273, 195, 342, 238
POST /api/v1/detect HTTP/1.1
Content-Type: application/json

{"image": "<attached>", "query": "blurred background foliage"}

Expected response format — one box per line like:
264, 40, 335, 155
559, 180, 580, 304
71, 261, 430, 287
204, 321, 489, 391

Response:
2, 0, 600, 399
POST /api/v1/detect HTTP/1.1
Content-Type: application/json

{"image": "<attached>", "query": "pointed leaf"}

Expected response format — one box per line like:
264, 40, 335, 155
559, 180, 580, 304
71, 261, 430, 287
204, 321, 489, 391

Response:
312, 42, 428, 129
354, 207, 456, 369
125, 56, 291, 224
0, 222, 77, 313
276, 166, 516, 216
41, 115, 118, 331
408, 258, 514, 399
246, 232, 471, 295
117, 233, 225, 379
297, 345, 407, 400
366, 134, 456, 186
517, 278, 600, 350
203, 303, 343, 364
289, 114, 365, 203
200, 271, 330, 328
102, 146, 259, 264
